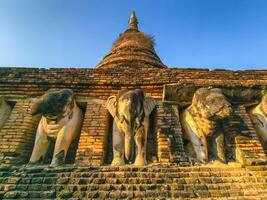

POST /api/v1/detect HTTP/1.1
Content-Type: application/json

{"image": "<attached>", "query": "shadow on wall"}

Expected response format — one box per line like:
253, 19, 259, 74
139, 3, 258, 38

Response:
104, 112, 114, 165
147, 109, 158, 164
0, 99, 15, 130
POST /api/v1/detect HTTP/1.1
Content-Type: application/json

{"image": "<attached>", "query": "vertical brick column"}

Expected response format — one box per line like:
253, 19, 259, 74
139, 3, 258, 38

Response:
156, 102, 188, 165
224, 105, 266, 165
0, 99, 40, 164
75, 99, 110, 166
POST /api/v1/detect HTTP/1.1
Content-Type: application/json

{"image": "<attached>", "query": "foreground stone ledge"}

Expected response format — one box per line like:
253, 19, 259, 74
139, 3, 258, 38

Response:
0, 163, 267, 199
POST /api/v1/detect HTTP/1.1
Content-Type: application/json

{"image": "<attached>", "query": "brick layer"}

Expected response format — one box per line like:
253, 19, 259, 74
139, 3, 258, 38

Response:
0, 67, 267, 100
0, 165, 267, 199
75, 99, 109, 166
0, 99, 40, 164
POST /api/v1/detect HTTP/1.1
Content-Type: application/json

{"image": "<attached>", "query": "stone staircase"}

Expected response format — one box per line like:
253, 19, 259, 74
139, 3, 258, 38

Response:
0, 164, 267, 199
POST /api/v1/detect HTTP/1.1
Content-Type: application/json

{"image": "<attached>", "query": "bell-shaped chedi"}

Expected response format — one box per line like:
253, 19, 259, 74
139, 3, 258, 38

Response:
96, 11, 167, 69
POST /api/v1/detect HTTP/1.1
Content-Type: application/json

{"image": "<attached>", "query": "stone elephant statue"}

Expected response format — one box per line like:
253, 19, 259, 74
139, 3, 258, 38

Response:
249, 94, 267, 143
181, 88, 232, 163
29, 89, 83, 166
106, 89, 156, 166
0, 96, 12, 129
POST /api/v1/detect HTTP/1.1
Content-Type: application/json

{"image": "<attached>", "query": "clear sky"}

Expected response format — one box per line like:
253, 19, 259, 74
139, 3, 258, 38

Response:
0, 0, 267, 70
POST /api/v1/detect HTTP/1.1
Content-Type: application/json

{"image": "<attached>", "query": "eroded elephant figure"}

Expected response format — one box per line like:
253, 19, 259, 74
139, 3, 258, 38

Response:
181, 88, 232, 163
0, 96, 12, 129
250, 94, 267, 143
106, 89, 156, 166
29, 89, 83, 166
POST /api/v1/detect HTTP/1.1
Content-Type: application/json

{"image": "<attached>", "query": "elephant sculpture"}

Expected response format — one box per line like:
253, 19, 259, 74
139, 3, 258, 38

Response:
0, 96, 12, 129
181, 88, 232, 163
29, 89, 83, 166
105, 89, 156, 166
249, 94, 267, 143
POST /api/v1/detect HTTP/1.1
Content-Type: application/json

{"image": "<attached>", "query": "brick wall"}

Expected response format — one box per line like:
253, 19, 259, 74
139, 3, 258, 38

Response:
0, 67, 267, 166
0, 67, 267, 100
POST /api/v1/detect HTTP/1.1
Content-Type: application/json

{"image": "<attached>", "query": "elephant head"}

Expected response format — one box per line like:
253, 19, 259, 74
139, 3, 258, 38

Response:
191, 88, 232, 120
106, 89, 156, 162
31, 89, 74, 121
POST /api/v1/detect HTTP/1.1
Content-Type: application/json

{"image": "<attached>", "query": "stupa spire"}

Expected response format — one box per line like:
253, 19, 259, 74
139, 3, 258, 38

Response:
127, 11, 138, 31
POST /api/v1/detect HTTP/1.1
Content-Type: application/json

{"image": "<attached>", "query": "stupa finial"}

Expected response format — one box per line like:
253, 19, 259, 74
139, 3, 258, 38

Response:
128, 11, 138, 31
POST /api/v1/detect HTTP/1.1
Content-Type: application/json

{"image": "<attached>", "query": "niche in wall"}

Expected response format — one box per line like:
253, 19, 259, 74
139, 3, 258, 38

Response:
146, 108, 157, 163
104, 107, 158, 165
104, 113, 114, 165
179, 105, 231, 163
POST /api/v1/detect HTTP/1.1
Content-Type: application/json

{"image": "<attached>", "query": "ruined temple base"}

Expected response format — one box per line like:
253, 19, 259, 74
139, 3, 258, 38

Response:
1, 164, 267, 199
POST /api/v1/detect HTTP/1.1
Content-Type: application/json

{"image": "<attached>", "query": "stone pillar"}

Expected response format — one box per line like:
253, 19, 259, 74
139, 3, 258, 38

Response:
156, 102, 188, 165
0, 99, 40, 164
224, 105, 266, 165
75, 99, 110, 166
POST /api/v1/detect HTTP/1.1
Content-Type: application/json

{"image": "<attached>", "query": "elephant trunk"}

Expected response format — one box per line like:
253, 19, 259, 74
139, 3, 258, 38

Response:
125, 126, 135, 162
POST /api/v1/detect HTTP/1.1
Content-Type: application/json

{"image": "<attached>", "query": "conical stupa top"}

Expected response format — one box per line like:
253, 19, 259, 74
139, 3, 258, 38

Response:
96, 11, 166, 69
127, 11, 138, 31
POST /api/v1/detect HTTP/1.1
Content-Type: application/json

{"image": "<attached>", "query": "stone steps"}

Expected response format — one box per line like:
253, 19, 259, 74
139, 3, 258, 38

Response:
2, 175, 267, 184
2, 177, 267, 186
3, 189, 267, 199
2, 182, 267, 190
0, 165, 267, 199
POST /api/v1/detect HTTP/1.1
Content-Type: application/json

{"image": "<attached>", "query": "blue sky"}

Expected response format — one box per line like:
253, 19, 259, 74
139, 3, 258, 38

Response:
0, 0, 267, 70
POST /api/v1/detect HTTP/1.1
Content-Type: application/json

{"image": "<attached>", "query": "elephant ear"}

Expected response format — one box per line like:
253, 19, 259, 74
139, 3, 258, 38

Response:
144, 97, 156, 116
31, 98, 45, 115
105, 96, 117, 118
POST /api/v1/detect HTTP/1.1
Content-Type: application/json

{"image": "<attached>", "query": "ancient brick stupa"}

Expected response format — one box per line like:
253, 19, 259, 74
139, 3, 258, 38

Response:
0, 11, 267, 199
96, 11, 166, 69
